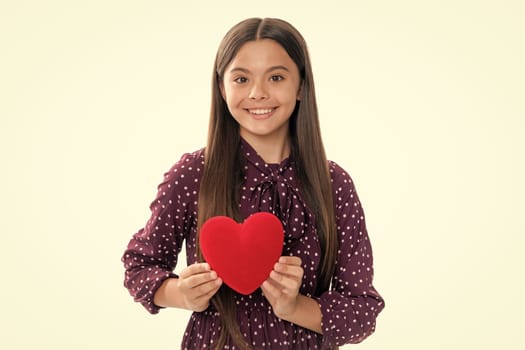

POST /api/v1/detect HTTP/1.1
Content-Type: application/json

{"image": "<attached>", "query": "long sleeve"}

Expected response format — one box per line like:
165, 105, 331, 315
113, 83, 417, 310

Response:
121, 150, 203, 314
319, 162, 385, 347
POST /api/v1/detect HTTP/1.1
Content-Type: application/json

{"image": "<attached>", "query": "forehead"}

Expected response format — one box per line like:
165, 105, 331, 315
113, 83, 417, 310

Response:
227, 39, 298, 72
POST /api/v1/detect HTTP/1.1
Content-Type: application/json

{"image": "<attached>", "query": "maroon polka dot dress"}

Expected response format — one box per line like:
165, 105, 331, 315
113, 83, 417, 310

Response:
122, 139, 384, 349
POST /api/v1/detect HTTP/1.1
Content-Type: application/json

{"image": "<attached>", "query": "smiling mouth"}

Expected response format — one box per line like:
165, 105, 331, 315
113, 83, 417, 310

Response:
247, 108, 276, 116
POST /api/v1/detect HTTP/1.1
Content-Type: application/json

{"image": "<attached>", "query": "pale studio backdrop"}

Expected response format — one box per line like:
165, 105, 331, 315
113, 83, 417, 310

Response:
1, 1, 524, 349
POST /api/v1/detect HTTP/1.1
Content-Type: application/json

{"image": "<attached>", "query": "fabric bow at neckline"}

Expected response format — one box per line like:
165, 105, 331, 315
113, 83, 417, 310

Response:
240, 139, 312, 238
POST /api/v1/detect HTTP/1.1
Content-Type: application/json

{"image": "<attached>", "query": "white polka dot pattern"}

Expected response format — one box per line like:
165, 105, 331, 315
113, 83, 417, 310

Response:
122, 139, 384, 349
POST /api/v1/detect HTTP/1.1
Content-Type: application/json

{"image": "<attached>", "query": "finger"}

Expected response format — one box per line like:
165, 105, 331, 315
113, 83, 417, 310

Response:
274, 262, 303, 278
261, 279, 280, 302
179, 263, 211, 279
270, 271, 300, 292
183, 270, 219, 290
279, 256, 302, 266
193, 277, 223, 299
185, 279, 222, 309
264, 275, 281, 290
204, 277, 223, 297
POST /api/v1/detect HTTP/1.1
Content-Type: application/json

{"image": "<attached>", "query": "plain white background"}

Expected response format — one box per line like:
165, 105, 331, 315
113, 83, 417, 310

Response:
1, 1, 524, 349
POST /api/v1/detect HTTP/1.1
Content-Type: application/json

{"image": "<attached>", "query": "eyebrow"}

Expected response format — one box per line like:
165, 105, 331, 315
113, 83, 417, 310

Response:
228, 65, 290, 74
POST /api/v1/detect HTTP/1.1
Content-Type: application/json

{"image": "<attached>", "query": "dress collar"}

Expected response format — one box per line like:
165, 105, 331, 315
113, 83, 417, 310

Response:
240, 137, 292, 175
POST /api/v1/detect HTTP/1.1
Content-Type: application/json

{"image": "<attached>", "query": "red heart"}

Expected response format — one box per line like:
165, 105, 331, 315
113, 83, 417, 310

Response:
199, 212, 284, 295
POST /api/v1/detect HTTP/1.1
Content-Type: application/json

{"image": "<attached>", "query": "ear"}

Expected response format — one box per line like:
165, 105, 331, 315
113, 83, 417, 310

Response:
219, 81, 226, 100
296, 81, 303, 101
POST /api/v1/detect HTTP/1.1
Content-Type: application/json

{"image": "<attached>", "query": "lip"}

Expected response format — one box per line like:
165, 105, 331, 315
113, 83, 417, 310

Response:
245, 107, 277, 120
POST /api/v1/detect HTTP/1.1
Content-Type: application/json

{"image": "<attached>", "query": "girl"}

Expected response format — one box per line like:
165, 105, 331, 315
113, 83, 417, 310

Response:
122, 18, 384, 349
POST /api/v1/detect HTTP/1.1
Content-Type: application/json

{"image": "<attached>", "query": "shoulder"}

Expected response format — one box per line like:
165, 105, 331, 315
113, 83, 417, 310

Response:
166, 148, 205, 178
328, 160, 361, 208
328, 160, 356, 190
160, 148, 205, 193
146, 149, 204, 228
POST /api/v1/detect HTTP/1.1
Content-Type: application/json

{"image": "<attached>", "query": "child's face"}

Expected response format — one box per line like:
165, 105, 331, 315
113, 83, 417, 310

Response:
221, 39, 302, 145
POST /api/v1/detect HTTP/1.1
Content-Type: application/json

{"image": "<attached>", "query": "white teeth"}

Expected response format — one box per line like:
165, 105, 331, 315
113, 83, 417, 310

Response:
249, 108, 274, 115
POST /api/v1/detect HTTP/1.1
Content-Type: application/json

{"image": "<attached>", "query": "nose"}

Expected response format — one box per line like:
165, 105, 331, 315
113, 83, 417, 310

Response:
248, 80, 268, 100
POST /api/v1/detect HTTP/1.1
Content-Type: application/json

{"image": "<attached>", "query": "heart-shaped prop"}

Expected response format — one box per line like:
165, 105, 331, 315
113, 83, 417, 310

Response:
199, 212, 284, 295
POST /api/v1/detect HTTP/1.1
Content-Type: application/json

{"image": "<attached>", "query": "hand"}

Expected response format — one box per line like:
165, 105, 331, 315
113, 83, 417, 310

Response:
261, 256, 304, 319
177, 263, 222, 312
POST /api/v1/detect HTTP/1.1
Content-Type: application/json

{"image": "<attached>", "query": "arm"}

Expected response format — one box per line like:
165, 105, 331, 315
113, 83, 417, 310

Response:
261, 256, 323, 333
317, 162, 385, 346
121, 152, 203, 314
261, 164, 385, 341
153, 263, 222, 312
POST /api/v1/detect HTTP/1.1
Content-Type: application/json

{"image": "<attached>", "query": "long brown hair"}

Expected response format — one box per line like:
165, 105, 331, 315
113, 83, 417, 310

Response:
197, 17, 337, 349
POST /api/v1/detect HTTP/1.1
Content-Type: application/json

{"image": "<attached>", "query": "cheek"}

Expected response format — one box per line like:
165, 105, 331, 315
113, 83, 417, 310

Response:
279, 90, 300, 106
224, 88, 243, 107
275, 83, 301, 102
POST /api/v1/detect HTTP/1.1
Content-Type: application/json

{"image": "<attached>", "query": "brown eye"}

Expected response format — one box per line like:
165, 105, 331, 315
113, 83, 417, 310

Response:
270, 75, 284, 82
234, 77, 248, 84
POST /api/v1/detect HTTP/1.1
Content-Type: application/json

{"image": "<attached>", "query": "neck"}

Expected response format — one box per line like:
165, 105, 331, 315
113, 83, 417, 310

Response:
241, 133, 291, 164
